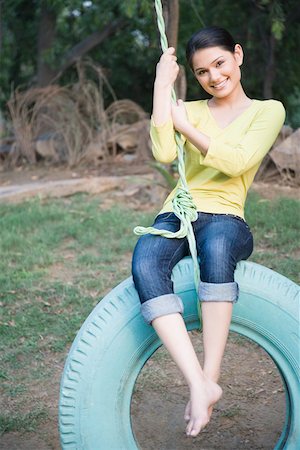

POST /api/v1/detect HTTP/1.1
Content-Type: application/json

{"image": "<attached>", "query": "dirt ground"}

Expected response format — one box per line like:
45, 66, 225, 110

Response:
0, 162, 299, 201
132, 332, 286, 450
0, 163, 298, 450
0, 162, 151, 186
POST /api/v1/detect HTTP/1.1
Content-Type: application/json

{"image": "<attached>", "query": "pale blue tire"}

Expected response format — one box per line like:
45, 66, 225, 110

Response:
59, 258, 300, 449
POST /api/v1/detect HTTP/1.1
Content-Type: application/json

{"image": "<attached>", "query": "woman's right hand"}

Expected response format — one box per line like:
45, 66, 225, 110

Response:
155, 47, 179, 88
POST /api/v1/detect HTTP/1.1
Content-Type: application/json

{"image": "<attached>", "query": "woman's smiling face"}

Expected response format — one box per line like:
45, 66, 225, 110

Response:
191, 44, 244, 98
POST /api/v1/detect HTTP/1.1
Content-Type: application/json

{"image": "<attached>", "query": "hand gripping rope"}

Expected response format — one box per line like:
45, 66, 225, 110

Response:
134, 0, 200, 297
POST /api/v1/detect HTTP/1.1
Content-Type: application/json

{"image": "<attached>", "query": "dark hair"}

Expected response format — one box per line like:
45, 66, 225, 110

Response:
186, 26, 236, 70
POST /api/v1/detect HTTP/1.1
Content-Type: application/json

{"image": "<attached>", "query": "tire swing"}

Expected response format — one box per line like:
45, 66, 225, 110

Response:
59, 1, 300, 448
59, 258, 300, 449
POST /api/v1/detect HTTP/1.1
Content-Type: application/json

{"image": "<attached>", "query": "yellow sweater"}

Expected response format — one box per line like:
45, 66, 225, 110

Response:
151, 99, 285, 219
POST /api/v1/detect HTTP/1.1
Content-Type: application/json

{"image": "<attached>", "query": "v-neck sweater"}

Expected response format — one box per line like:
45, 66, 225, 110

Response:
150, 99, 285, 219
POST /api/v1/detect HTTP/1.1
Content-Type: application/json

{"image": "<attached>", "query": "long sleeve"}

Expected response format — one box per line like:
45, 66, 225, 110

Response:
202, 100, 286, 177
150, 117, 182, 164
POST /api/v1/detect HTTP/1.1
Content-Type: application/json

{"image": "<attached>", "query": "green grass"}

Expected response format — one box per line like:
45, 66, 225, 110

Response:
0, 408, 48, 435
0, 196, 153, 363
0, 191, 299, 434
245, 193, 300, 280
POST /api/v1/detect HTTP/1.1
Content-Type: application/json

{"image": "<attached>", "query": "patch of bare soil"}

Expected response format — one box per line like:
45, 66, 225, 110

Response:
0, 162, 151, 186
250, 181, 299, 200
0, 163, 299, 205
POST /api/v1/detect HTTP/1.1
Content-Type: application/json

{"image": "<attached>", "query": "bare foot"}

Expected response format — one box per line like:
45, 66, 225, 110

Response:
184, 401, 213, 422
184, 370, 220, 423
185, 376, 222, 437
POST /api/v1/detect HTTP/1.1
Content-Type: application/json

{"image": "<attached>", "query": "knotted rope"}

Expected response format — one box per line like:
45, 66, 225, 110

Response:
134, 0, 200, 296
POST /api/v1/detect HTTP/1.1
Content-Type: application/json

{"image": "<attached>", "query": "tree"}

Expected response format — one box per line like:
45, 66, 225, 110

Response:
163, 0, 180, 48
161, 0, 187, 99
37, 1, 57, 86
0, 0, 156, 110
1, 0, 300, 126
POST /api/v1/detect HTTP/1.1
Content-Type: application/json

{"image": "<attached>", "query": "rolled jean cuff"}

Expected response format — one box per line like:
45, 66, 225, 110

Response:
199, 281, 239, 303
140, 294, 184, 325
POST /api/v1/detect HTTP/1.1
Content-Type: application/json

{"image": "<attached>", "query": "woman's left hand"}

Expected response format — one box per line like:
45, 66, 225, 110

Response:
171, 99, 190, 134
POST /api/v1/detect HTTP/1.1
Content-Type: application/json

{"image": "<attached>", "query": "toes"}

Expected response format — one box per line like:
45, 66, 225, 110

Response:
187, 419, 205, 437
185, 419, 193, 436
186, 419, 200, 437
184, 401, 191, 422
190, 428, 199, 437
186, 415, 210, 437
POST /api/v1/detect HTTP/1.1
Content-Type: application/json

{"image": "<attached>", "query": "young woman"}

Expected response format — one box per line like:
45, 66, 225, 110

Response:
132, 26, 285, 438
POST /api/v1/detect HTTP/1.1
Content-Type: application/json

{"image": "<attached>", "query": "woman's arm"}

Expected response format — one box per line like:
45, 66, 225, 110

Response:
202, 101, 285, 177
171, 99, 285, 177
171, 99, 210, 155
150, 48, 180, 164
152, 47, 179, 125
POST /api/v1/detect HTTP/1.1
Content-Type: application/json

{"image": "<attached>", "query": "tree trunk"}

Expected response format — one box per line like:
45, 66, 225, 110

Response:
162, 0, 179, 49
263, 33, 276, 99
162, 0, 186, 100
37, 2, 56, 87
37, 2, 57, 87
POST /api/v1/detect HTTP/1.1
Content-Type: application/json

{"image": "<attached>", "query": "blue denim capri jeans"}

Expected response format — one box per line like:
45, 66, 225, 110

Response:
132, 211, 254, 325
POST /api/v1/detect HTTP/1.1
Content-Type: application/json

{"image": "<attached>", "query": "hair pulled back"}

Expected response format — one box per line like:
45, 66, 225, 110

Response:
186, 26, 236, 70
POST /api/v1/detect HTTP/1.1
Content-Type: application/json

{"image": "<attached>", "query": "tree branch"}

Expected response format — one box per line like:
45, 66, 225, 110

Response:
54, 18, 128, 79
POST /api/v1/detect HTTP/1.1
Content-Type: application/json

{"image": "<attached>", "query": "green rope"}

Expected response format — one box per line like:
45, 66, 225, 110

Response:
133, 0, 200, 297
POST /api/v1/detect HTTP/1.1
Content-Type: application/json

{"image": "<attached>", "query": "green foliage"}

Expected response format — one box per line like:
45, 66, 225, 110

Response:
270, 0, 285, 40
1, 0, 300, 126
286, 87, 300, 129
182, 0, 299, 122
120, 0, 152, 18
271, 19, 285, 40
0, 0, 37, 102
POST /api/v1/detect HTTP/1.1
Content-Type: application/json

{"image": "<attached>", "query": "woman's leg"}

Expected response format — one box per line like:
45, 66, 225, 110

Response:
132, 213, 189, 322
202, 302, 233, 381
183, 216, 254, 422
132, 213, 222, 436
133, 213, 252, 437
183, 302, 232, 424
198, 217, 253, 382
152, 312, 222, 436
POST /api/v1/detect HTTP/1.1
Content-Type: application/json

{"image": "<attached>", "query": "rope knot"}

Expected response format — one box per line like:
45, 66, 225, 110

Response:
172, 187, 198, 223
